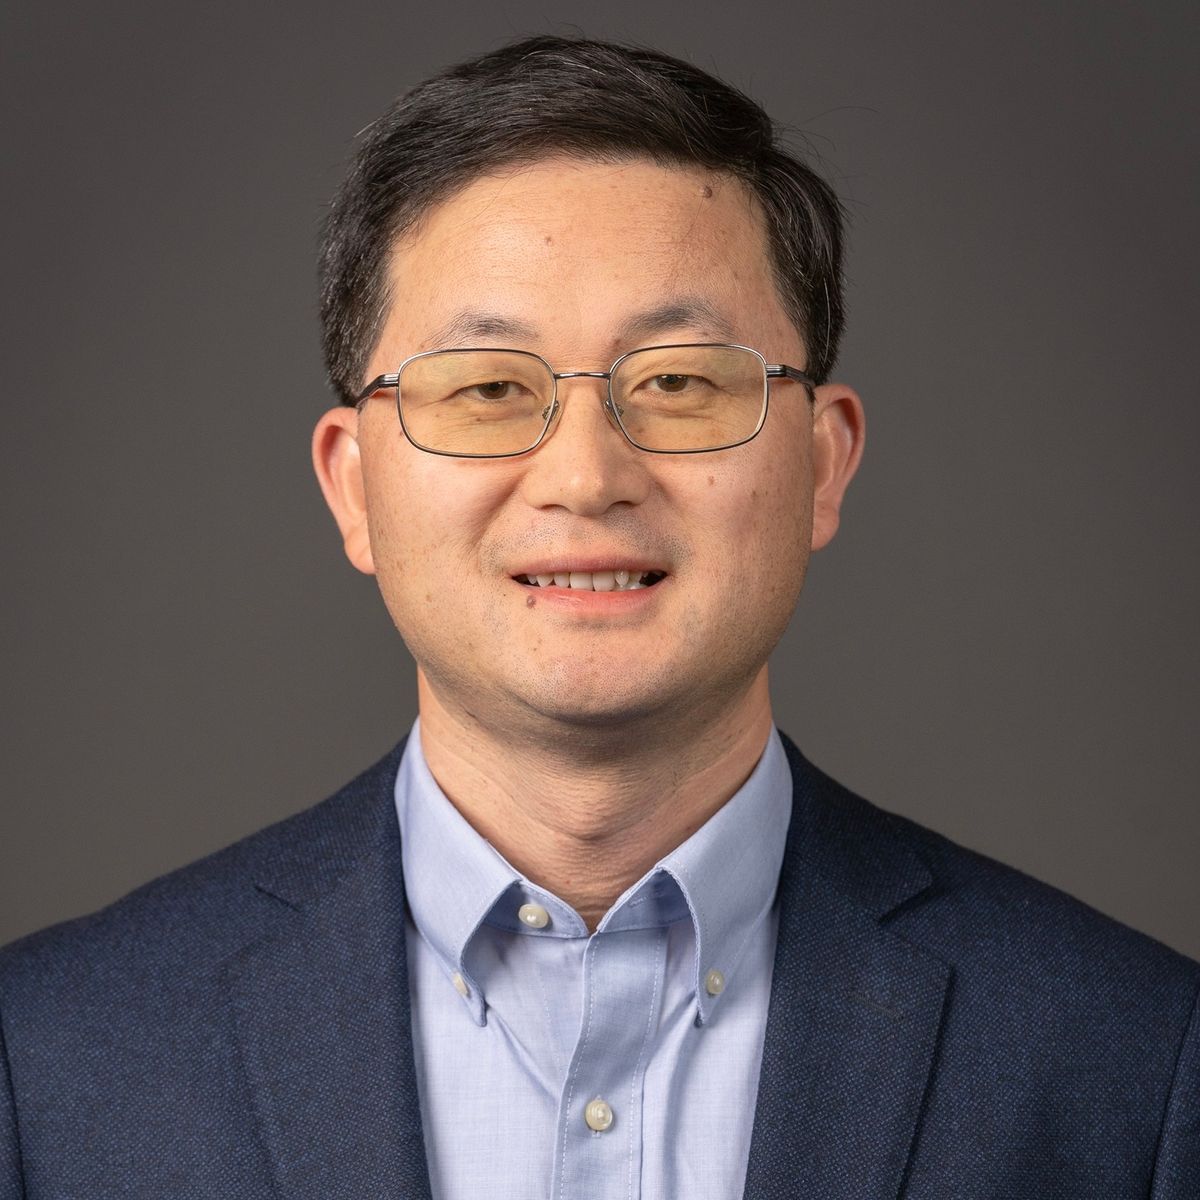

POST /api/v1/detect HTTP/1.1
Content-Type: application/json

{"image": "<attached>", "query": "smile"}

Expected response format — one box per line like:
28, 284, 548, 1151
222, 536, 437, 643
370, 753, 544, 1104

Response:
514, 570, 668, 592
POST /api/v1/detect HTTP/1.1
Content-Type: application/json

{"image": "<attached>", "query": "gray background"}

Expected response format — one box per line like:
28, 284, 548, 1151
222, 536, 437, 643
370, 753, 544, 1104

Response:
2, 1, 1197, 958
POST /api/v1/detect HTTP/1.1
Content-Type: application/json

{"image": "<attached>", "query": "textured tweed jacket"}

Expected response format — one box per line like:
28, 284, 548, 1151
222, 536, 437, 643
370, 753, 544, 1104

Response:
1, 734, 1197, 1198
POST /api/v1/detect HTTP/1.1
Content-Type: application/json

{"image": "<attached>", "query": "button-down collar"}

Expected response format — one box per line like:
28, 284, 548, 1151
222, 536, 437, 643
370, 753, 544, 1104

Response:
395, 719, 792, 1026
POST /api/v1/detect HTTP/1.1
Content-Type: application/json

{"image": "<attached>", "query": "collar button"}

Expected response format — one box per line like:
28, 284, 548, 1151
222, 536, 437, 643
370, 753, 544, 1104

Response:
518, 902, 551, 930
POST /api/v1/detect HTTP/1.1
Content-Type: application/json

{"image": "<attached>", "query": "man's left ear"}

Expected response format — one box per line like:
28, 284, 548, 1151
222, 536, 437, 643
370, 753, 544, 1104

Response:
809, 382, 866, 551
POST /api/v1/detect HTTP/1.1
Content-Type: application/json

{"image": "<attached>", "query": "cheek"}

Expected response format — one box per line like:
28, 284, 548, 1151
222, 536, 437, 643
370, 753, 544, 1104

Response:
362, 453, 516, 584
742, 486, 809, 587
706, 450, 811, 574
736, 477, 811, 653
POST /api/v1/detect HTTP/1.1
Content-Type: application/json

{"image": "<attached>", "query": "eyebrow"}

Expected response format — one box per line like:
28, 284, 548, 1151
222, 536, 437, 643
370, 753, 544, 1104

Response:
424, 297, 738, 353
426, 311, 541, 348
615, 299, 738, 346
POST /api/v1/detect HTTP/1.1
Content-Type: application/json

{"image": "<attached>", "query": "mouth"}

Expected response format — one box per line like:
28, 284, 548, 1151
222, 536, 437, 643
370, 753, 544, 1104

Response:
513, 569, 668, 592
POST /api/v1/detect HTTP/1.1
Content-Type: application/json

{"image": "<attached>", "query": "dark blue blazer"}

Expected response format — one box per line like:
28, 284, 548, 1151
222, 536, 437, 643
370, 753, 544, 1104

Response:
2, 735, 1197, 1197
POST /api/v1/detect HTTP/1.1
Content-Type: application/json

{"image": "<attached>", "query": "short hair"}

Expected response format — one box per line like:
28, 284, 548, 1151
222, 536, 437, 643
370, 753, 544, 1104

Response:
319, 35, 846, 403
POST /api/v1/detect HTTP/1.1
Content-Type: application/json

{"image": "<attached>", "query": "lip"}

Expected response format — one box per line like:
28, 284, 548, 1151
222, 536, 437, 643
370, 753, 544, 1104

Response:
511, 574, 668, 612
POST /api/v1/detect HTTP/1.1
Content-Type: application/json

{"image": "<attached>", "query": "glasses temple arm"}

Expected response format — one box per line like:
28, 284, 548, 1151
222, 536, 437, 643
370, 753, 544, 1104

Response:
766, 364, 817, 396
352, 372, 401, 407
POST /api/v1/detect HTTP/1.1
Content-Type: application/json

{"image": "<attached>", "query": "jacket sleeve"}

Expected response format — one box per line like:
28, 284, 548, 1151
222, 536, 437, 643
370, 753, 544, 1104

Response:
0, 1003, 24, 1199
1151, 981, 1200, 1199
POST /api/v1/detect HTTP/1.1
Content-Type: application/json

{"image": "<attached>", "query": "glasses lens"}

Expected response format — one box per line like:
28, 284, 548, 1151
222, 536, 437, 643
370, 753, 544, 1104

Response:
611, 345, 767, 451
399, 350, 554, 455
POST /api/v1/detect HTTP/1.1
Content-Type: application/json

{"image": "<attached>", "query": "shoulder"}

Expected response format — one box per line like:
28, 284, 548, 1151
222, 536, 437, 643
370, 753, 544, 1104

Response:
0, 741, 406, 1013
780, 732, 1200, 1013
896, 794, 1196, 998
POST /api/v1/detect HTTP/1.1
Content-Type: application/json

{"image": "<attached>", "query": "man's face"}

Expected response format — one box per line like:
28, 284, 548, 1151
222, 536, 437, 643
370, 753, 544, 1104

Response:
315, 157, 861, 740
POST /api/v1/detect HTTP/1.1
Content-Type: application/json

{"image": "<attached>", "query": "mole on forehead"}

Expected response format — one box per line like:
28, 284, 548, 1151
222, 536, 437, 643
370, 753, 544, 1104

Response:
399, 163, 742, 262
440, 158, 730, 210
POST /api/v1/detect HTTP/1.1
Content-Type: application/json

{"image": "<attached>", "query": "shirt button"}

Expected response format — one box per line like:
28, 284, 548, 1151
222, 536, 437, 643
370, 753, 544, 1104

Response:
451, 972, 469, 997
584, 1098, 614, 1132
518, 902, 551, 929
705, 968, 726, 996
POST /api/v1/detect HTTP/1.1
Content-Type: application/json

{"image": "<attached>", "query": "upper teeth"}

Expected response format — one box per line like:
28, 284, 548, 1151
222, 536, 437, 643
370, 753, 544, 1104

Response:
521, 570, 661, 591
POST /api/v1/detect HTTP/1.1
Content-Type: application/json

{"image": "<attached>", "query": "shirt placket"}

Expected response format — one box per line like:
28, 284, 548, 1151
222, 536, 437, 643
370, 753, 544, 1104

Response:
551, 924, 668, 1200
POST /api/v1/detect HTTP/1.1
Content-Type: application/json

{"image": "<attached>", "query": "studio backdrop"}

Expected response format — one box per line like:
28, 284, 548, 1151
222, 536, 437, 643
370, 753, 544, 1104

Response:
1, 0, 1197, 958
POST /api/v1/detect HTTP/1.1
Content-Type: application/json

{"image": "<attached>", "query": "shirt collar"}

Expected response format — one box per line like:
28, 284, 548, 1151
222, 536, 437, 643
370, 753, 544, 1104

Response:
395, 719, 792, 1026
654, 727, 792, 1024
395, 718, 519, 1024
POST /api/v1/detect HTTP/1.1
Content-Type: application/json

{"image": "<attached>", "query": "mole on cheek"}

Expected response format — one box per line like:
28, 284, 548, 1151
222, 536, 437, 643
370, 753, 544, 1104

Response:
707, 475, 715, 486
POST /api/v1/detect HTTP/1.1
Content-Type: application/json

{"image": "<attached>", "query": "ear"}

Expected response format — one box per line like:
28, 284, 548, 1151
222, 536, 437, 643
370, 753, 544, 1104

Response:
311, 405, 376, 575
809, 382, 866, 552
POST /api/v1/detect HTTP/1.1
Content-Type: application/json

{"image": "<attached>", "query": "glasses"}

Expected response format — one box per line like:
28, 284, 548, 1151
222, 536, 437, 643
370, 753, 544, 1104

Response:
355, 343, 814, 458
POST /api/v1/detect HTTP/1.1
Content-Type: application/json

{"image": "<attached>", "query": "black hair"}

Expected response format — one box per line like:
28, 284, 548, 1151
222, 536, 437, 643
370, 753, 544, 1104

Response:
319, 35, 846, 403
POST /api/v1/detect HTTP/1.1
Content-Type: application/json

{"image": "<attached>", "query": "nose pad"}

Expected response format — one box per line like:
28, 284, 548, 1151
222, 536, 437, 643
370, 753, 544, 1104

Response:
537, 386, 625, 448
601, 392, 624, 431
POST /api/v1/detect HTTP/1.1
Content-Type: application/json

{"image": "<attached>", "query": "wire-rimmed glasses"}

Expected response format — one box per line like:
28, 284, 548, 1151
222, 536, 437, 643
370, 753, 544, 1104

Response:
354, 343, 814, 458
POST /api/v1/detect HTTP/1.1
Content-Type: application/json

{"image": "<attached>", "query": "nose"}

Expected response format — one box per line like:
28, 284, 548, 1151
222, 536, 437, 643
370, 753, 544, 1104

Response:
517, 376, 652, 516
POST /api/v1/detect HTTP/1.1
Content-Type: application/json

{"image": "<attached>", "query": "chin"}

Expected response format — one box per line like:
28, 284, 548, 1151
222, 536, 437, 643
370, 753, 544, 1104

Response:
514, 684, 671, 730
501, 660, 683, 728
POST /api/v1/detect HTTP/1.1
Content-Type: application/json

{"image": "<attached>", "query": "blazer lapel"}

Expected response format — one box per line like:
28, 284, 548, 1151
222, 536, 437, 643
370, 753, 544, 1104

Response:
222, 743, 433, 1200
743, 739, 951, 1200
215, 734, 948, 1198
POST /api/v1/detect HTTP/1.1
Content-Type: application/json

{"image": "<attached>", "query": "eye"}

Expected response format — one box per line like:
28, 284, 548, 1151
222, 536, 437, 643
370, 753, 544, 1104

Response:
652, 374, 693, 393
471, 380, 517, 400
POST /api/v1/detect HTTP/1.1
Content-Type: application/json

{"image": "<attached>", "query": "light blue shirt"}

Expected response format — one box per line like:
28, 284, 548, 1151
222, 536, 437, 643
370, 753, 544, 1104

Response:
396, 720, 792, 1200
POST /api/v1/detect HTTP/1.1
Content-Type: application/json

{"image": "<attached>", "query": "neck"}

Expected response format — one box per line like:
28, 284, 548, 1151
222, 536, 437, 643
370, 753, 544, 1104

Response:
415, 669, 775, 931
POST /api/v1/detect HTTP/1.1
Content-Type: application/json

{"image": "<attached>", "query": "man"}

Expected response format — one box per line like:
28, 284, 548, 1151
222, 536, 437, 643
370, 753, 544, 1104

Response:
1, 34, 1196, 1198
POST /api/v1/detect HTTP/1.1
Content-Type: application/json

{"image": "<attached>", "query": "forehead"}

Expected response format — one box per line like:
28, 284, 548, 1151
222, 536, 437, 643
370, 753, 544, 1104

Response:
377, 156, 796, 361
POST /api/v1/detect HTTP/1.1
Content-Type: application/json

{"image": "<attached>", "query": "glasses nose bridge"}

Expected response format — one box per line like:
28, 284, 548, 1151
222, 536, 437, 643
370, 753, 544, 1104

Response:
544, 368, 622, 436
552, 368, 612, 389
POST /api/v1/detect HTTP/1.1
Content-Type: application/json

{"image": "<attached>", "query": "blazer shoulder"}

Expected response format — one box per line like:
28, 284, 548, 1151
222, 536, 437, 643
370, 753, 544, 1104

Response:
781, 733, 1200, 999
897, 800, 1196, 984
0, 740, 406, 1008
